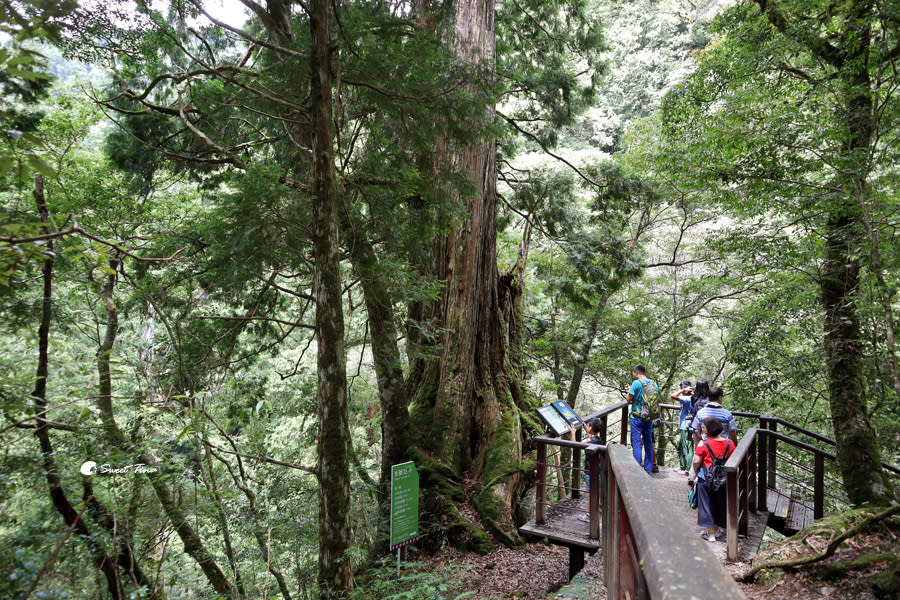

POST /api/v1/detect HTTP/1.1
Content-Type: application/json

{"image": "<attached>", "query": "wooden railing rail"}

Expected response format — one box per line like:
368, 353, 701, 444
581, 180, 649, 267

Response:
603, 444, 747, 600
571, 401, 629, 500
756, 428, 835, 514
745, 413, 898, 476
723, 426, 839, 560
580, 401, 630, 446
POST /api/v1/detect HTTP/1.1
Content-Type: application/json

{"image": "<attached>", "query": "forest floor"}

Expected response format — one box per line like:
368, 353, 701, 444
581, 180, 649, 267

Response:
421, 511, 899, 599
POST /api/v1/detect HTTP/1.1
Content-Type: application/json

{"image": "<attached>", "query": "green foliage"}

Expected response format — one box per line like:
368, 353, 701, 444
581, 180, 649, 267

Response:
6, 0, 899, 597
350, 560, 473, 600
497, 0, 606, 149
653, 0, 900, 502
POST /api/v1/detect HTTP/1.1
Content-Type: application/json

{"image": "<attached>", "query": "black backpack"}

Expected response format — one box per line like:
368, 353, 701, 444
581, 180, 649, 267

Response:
703, 440, 731, 491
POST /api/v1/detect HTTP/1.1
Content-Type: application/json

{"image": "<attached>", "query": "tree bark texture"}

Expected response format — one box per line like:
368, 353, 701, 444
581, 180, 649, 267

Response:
342, 213, 410, 549
309, 0, 353, 595
409, 0, 531, 548
821, 2, 893, 506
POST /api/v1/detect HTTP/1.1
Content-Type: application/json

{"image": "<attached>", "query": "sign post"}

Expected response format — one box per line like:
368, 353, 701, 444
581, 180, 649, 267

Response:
390, 461, 419, 573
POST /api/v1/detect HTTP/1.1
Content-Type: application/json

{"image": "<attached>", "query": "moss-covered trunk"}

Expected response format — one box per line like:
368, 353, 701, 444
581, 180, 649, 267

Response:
818, 2, 893, 506
406, 0, 533, 552
754, 0, 894, 508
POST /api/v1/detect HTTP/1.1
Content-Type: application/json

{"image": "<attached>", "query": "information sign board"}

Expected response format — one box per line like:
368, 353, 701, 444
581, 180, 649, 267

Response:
552, 400, 583, 428
390, 461, 419, 551
536, 404, 571, 436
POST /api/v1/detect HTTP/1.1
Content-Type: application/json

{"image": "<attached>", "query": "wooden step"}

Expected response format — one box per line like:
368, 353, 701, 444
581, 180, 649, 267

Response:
767, 487, 792, 521
786, 498, 814, 532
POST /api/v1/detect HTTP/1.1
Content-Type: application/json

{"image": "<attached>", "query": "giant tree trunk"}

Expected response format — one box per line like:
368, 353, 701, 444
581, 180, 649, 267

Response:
342, 213, 410, 554
408, 0, 530, 550
309, 0, 353, 595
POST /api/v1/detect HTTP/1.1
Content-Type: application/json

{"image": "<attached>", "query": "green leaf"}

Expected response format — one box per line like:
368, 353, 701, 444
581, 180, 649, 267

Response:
25, 156, 56, 177
4, 67, 49, 81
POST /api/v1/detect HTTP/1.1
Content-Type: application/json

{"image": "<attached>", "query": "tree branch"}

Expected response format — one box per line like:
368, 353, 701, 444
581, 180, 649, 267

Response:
1, 225, 187, 262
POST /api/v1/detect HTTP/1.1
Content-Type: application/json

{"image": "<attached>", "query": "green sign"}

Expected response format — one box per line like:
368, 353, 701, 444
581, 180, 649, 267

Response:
390, 461, 419, 550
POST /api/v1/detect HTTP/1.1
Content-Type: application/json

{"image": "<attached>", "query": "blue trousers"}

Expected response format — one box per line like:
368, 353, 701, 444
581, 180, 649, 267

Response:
630, 417, 654, 474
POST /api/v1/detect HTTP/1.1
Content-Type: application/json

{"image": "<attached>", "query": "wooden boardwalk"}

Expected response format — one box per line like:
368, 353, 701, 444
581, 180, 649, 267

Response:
519, 494, 600, 551
768, 487, 814, 533
520, 466, 768, 561
526, 466, 771, 599
651, 467, 768, 563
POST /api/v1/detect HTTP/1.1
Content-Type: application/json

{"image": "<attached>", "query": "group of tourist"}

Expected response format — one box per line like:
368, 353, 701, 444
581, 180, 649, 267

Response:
566, 365, 739, 539
627, 366, 738, 542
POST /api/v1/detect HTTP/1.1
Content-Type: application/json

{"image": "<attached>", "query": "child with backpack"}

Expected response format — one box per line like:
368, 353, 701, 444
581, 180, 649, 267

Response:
689, 416, 734, 541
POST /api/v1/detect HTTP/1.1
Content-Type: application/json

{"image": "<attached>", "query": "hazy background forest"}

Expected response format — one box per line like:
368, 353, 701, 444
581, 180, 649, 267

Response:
1, 0, 898, 598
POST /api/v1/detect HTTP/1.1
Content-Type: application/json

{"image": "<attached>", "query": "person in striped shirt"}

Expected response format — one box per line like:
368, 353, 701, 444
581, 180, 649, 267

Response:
690, 387, 738, 446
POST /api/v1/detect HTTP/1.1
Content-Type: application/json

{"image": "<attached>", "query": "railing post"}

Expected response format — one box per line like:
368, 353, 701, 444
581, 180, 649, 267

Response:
748, 435, 757, 514
588, 447, 600, 540
739, 453, 749, 534
767, 419, 777, 491
655, 409, 666, 468
536, 441, 547, 524
814, 452, 824, 520
727, 469, 738, 561
599, 414, 609, 446
604, 466, 619, 598
620, 405, 629, 445
757, 425, 768, 512
572, 428, 582, 500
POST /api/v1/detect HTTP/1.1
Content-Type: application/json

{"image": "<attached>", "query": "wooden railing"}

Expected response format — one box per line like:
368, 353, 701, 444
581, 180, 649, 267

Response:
603, 444, 747, 599
534, 434, 603, 541
723, 428, 759, 560
537, 401, 900, 568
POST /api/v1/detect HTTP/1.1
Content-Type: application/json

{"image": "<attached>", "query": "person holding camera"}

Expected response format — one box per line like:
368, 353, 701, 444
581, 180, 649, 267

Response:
671, 380, 694, 475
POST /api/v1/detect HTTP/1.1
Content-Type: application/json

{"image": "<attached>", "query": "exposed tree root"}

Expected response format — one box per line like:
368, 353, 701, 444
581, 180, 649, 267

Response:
739, 505, 900, 582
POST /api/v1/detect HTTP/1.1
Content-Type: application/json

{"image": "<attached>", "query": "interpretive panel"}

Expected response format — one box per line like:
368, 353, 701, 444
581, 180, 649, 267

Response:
390, 461, 419, 550
552, 400, 583, 428
537, 404, 571, 436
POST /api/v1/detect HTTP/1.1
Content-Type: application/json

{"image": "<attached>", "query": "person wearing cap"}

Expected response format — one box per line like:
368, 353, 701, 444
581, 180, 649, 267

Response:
690, 387, 737, 446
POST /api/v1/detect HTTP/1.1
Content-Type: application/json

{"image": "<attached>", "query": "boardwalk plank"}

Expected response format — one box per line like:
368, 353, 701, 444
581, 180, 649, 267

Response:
768, 488, 792, 521
520, 495, 601, 550
787, 499, 814, 532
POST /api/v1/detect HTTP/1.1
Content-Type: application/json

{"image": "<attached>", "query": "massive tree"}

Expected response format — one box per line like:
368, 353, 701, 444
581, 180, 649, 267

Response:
400, 0, 606, 548
660, 0, 897, 504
